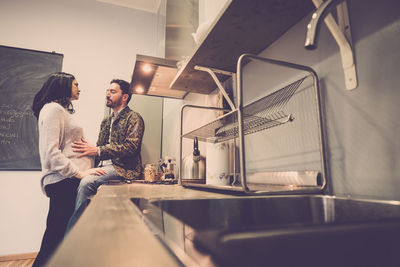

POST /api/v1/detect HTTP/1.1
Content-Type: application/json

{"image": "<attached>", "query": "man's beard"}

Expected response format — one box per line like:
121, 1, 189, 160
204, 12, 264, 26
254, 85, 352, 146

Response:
106, 98, 122, 108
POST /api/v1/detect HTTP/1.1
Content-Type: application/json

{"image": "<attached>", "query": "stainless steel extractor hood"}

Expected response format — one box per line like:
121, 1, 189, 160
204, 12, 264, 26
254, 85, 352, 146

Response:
129, 0, 198, 99
129, 54, 188, 99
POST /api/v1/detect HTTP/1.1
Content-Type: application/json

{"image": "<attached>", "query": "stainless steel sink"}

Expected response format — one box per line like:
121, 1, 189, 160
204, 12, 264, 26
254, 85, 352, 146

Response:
132, 195, 400, 267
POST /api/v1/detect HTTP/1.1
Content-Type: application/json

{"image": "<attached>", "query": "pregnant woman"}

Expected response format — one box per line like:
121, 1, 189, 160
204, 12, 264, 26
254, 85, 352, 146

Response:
31, 72, 105, 266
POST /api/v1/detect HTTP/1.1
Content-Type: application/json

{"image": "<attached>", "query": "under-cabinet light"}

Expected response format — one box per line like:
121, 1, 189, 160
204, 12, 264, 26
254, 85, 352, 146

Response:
130, 54, 184, 99
141, 64, 153, 73
135, 86, 144, 93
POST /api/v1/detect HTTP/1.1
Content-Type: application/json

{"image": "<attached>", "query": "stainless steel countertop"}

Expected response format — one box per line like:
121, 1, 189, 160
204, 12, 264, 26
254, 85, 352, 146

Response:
46, 183, 233, 267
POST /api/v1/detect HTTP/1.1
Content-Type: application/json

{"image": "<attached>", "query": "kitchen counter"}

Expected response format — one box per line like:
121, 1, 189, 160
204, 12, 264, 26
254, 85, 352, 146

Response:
46, 183, 234, 267
46, 182, 400, 267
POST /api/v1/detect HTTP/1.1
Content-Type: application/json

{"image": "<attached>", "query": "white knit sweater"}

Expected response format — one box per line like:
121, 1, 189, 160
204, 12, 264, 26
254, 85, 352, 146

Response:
38, 102, 93, 193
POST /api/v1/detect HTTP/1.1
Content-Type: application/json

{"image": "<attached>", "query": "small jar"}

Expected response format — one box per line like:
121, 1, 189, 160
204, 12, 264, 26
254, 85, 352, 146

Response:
144, 164, 161, 182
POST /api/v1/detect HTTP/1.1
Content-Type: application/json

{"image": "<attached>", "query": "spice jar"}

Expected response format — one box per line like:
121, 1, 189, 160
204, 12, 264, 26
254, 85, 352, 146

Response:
144, 164, 161, 182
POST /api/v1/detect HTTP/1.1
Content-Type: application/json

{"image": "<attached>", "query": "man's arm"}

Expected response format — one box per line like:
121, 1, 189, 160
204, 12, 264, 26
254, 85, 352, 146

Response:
72, 118, 109, 158
72, 138, 99, 157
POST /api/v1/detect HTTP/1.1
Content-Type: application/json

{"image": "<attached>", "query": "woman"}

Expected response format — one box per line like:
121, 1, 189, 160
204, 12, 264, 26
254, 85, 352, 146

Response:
32, 72, 104, 267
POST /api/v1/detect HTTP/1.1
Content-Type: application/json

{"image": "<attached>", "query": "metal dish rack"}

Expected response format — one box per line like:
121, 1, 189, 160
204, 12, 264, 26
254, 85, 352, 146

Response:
179, 54, 327, 195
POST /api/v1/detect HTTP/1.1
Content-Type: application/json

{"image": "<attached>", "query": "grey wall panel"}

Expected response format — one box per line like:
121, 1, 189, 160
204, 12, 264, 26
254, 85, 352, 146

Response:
243, 0, 400, 200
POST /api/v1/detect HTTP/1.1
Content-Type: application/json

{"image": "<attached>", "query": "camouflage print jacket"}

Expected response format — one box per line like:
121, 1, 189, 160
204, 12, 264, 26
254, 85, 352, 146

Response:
95, 106, 145, 179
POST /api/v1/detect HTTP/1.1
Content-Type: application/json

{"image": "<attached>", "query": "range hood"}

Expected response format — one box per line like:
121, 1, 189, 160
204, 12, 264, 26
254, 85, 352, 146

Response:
129, 54, 188, 99
130, 0, 198, 99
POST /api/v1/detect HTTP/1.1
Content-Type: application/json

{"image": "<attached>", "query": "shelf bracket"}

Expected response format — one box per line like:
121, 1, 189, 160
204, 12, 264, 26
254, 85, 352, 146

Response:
194, 65, 236, 111
308, 0, 357, 90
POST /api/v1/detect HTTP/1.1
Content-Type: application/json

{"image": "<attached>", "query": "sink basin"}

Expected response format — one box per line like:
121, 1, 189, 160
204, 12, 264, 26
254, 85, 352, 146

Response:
132, 195, 400, 267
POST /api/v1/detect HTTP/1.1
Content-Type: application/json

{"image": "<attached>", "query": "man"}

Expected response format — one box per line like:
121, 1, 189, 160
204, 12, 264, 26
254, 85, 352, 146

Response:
66, 79, 144, 232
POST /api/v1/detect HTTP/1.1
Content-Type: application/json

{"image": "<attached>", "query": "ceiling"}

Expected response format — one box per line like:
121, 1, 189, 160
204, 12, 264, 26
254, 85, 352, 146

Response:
96, 0, 162, 13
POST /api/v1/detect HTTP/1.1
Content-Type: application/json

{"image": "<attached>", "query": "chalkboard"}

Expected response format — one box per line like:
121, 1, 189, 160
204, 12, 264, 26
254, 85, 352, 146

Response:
0, 45, 63, 170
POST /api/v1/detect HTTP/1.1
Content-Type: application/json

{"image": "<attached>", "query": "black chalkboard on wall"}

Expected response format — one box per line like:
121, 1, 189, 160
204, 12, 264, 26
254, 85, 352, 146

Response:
0, 45, 63, 170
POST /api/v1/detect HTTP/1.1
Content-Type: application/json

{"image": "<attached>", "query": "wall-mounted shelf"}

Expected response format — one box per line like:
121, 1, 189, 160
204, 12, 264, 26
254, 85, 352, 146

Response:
170, 0, 314, 94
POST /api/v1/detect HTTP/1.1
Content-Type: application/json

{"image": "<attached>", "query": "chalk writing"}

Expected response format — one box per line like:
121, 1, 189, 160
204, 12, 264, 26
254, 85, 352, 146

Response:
0, 123, 11, 130
0, 131, 18, 138
0, 116, 15, 123
0, 108, 34, 118
0, 105, 29, 143
0, 104, 32, 150
0, 104, 13, 108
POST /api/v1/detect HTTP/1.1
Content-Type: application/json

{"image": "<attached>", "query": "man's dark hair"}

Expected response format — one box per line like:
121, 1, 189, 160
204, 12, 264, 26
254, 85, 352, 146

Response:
111, 79, 132, 104
32, 72, 76, 119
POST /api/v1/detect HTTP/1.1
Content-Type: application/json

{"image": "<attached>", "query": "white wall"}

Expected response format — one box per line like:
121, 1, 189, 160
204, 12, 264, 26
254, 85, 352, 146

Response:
129, 94, 163, 165
162, 91, 220, 166
199, 0, 228, 24
0, 0, 162, 255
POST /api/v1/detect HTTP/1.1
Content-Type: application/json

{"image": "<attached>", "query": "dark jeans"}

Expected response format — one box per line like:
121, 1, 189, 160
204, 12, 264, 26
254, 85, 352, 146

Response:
32, 177, 80, 267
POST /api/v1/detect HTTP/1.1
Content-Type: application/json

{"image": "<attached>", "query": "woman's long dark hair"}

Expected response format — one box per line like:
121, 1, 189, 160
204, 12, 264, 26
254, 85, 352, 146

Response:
32, 72, 76, 119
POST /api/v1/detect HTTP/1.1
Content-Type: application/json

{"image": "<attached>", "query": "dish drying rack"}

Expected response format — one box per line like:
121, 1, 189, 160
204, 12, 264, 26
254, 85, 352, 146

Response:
179, 54, 327, 195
